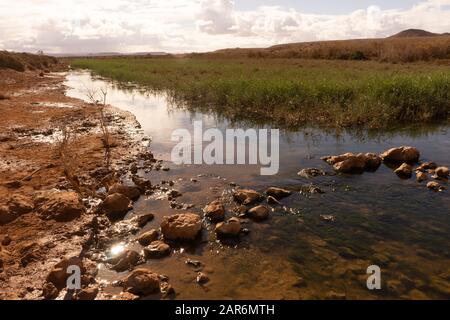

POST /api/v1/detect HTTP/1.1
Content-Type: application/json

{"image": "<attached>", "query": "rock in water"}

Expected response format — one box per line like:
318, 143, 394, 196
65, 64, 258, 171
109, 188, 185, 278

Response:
363, 153, 382, 171
247, 205, 270, 220
74, 287, 99, 300
143, 241, 170, 259
435, 167, 449, 179
136, 229, 159, 246
233, 189, 263, 205
215, 217, 241, 237
108, 183, 141, 201
427, 181, 446, 192
203, 200, 225, 221
394, 163, 413, 178
380, 146, 420, 163
416, 162, 437, 172
109, 250, 140, 272
416, 171, 427, 182
297, 168, 326, 178
122, 269, 160, 296
265, 187, 291, 200
37, 191, 85, 222
99, 193, 131, 220
161, 213, 202, 240
333, 154, 366, 173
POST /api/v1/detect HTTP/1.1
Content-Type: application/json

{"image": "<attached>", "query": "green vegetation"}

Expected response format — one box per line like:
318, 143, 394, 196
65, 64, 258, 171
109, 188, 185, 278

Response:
71, 57, 450, 128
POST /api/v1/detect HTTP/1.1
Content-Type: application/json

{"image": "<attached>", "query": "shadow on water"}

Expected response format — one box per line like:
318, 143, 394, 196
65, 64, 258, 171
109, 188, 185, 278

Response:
65, 70, 450, 299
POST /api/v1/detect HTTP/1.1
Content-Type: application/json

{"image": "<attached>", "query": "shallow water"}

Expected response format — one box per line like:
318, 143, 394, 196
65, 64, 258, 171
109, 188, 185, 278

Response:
65, 70, 450, 300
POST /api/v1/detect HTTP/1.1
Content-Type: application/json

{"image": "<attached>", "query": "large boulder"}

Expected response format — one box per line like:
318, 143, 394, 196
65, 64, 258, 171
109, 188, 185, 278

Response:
215, 217, 241, 237
37, 191, 85, 222
233, 189, 263, 205
322, 153, 381, 173
161, 213, 202, 240
265, 187, 291, 200
108, 183, 141, 201
380, 146, 420, 163
122, 268, 160, 296
247, 205, 270, 220
203, 200, 225, 221
99, 193, 132, 220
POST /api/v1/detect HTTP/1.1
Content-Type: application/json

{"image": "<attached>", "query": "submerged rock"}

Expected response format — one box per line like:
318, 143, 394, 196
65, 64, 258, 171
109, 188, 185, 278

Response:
136, 229, 159, 246
203, 200, 225, 221
134, 213, 154, 227
247, 205, 270, 220
37, 191, 85, 222
380, 146, 420, 163
215, 217, 241, 237
320, 215, 336, 222
108, 183, 141, 201
233, 189, 263, 205
265, 187, 291, 200
394, 163, 413, 178
122, 269, 160, 296
161, 213, 202, 240
143, 240, 170, 259
297, 168, 326, 178
427, 181, 446, 192
99, 193, 132, 220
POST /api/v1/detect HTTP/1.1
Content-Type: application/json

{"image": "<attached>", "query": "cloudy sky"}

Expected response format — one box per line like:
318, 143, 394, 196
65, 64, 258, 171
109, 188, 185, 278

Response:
0, 0, 449, 53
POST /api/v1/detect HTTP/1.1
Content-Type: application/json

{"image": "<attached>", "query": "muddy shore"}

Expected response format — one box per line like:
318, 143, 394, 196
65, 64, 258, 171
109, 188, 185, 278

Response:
0, 68, 148, 299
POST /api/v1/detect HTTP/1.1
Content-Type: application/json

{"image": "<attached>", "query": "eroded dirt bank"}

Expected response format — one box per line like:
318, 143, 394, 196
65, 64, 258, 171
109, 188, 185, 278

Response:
0, 68, 147, 299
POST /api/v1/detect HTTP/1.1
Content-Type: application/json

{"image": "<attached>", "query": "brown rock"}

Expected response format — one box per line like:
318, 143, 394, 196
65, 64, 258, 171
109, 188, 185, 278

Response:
131, 175, 152, 193
161, 213, 202, 240
297, 168, 326, 178
5, 180, 22, 189
333, 154, 366, 173
37, 191, 85, 222
265, 187, 291, 200
46, 257, 84, 290
1, 235, 12, 246
416, 171, 427, 182
416, 162, 437, 172
134, 213, 154, 227
0, 194, 34, 225
233, 189, 263, 205
363, 153, 382, 170
122, 268, 160, 296
321, 153, 354, 165
394, 163, 413, 178
427, 181, 446, 192
215, 217, 241, 237
196, 272, 209, 284
203, 200, 225, 221
74, 287, 99, 300
109, 250, 140, 272
143, 240, 170, 259
99, 193, 131, 220
108, 183, 141, 201
380, 146, 420, 163
435, 166, 449, 178
137, 229, 159, 246
42, 282, 59, 300
247, 205, 270, 220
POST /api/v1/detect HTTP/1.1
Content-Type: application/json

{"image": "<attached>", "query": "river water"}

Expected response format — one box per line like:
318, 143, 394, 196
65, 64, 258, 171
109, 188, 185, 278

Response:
64, 70, 450, 299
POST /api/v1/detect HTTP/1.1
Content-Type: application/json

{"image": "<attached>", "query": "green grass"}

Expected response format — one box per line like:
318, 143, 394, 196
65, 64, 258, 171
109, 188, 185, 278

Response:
71, 57, 450, 128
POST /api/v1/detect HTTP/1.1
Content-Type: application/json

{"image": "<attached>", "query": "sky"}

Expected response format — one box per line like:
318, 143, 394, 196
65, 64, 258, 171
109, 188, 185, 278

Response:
0, 0, 449, 54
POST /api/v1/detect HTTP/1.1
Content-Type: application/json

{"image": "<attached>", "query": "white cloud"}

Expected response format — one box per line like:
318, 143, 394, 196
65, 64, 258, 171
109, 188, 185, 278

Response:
0, 0, 449, 53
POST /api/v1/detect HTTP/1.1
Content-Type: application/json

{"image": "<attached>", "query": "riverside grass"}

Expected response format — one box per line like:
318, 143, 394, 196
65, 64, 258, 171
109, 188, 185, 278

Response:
71, 57, 450, 129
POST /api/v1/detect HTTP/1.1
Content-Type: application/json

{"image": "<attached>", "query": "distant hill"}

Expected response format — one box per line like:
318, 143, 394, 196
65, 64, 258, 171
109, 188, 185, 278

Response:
0, 50, 58, 72
51, 52, 168, 58
187, 29, 450, 63
389, 29, 446, 38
